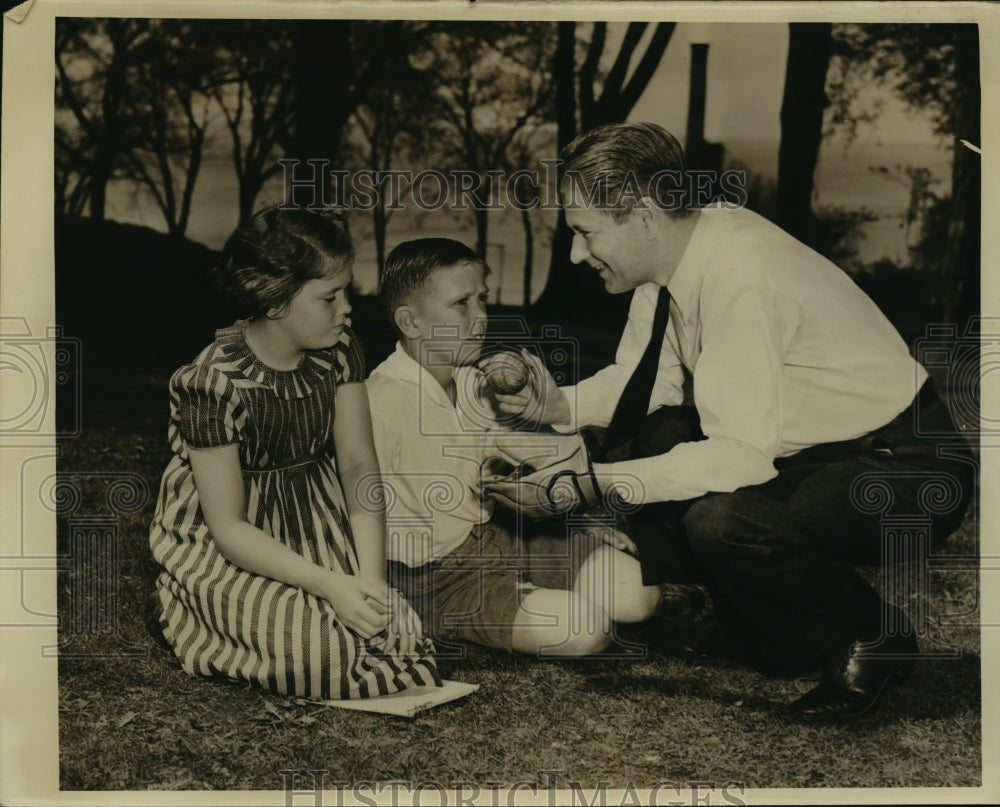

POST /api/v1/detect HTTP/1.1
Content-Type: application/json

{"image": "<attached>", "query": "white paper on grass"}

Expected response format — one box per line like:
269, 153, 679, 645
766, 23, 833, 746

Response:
321, 680, 479, 718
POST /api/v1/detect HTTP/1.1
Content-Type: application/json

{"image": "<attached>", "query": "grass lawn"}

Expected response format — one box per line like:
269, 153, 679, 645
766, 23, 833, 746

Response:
55, 376, 982, 792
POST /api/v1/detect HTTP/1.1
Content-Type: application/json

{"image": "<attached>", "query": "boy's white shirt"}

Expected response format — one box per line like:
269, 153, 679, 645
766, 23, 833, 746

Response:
367, 343, 583, 567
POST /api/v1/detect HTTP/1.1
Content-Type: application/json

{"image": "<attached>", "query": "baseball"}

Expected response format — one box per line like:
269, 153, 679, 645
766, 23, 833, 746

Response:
483, 350, 530, 395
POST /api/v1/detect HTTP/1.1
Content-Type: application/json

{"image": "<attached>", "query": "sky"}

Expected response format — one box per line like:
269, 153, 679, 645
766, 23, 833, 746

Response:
629, 22, 938, 146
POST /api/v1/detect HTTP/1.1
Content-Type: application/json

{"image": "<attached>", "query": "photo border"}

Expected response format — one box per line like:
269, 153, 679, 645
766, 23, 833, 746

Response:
2, 1, 997, 804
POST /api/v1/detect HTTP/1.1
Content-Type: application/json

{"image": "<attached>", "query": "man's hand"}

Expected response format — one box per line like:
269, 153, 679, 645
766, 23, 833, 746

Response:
482, 465, 559, 518
492, 349, 571, 426
491, 432, 586, 472
482, 447, 602, 518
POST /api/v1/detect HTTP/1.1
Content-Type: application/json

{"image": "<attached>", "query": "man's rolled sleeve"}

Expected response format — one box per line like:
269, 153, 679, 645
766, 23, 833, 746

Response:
599, 267, 789, 503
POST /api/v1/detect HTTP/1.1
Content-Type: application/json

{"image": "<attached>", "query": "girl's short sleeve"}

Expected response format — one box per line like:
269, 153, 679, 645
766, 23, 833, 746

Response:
171, 361, 242, 449
335, 327, 367, 384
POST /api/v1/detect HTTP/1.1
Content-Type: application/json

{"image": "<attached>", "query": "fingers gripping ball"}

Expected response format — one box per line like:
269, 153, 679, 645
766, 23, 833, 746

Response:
483, 351, 530, 395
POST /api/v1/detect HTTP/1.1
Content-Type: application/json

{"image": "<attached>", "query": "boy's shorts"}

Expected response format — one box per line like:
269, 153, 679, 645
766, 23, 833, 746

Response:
387, 511, 612, 652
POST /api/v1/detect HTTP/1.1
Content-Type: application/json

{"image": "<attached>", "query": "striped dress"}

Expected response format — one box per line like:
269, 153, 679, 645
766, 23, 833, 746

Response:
149, 321, 439, 699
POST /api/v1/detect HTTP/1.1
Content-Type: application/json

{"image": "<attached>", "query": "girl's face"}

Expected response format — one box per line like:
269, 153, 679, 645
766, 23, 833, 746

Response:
272, 257, 354, 353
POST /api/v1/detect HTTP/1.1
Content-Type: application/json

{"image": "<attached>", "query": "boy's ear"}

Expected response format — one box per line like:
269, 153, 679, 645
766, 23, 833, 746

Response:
394, 305, 420, 339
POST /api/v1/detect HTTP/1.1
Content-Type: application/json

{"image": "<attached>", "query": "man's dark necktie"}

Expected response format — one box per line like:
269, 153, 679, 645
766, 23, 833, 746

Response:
602, 285, 671, 452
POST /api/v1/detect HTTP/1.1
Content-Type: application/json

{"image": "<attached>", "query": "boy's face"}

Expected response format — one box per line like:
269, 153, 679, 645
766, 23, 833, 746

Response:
407, 260, 489, 368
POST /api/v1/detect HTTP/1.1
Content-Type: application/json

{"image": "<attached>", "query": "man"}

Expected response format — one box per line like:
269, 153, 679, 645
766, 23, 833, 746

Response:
485, 122, 974, 720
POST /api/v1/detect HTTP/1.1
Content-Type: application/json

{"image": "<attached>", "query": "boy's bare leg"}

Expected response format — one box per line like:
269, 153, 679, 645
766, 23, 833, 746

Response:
511, 588, 612, 657
576, 542, 660, 624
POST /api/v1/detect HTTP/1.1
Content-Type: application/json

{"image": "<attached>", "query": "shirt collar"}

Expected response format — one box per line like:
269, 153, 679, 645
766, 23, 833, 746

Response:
376, 342, 486, 412
663, 206, 719, 324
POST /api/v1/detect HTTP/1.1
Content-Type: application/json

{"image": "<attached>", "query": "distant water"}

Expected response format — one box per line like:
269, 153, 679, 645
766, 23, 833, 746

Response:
725, 137, 954, 266
726, 137, 952, 209
103, 135, 956, 299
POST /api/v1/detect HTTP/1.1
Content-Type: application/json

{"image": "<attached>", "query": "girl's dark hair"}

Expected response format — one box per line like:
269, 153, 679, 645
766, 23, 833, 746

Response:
379, 238, 489, 324
213, 206, 354, 319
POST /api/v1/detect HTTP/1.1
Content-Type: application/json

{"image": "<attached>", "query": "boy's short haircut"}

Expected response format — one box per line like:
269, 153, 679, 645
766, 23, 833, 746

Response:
379, 238, 490, 327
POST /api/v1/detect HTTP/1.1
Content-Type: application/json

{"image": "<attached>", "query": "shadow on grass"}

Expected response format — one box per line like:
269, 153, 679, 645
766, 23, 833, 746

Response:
54, 376, 982, 791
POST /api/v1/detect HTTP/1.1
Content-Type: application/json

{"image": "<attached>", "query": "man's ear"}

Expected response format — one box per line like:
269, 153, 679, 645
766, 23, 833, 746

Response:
634, 198, 659, 238
394, 305, 420, 339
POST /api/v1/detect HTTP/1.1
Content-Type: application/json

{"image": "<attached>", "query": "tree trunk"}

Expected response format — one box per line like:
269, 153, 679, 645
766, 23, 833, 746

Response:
238, 180, 257, 226
521, 206, 533, 309
88, 156, 111, 221
534, 20, 668, 335
474, 205, 489, 260
90, 21, 130, 222
287, 21, 352, 206
554, 22, 578, 151
944, 24, 980, 330
373, 198, 388, 276
775, 23, 833, 245
533, 22, 586, 318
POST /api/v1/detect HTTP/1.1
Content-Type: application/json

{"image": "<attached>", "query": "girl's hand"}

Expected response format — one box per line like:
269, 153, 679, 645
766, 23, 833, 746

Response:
319, 574, 389, 639
493, 349, 571, 426
384, 587, 425, 657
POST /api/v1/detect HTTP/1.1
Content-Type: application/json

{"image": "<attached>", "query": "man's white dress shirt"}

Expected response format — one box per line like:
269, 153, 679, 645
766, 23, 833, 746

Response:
559, 205, 927, 504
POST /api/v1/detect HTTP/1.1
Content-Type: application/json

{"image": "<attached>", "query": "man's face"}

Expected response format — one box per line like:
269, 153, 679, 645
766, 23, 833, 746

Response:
409, 260, 489, 367
564, 204, 649, 294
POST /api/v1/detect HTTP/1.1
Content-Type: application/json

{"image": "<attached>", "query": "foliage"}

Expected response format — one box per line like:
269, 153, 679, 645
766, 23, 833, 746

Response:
726, 159, 777, 223
824, 24, 980, 326
56, 19, 254, 237
55, 19, 149, 220
537, 22, 675, 316
810, 205, 880, 271
416, 23, 557, 259
200, 21, 295, 225
118, 20, 220, 238
343, 32, 454, 273
575, 22, 676, 136
826, 24, 973, 145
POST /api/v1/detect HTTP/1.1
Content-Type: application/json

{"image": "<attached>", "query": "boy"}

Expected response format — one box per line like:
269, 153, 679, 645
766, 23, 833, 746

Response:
366, 237, 707, 657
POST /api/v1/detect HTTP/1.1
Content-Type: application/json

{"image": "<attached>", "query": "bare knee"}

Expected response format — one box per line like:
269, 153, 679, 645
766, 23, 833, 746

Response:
547, 625, 612, 657
512, 589, 612, 657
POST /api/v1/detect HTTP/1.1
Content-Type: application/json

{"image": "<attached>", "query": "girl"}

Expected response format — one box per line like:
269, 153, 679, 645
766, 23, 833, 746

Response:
149, 206, 439, 700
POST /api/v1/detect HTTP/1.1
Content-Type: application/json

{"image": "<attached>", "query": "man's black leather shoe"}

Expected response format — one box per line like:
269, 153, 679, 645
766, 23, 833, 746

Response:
789, 634, 918, 721
653, 583, 714, 631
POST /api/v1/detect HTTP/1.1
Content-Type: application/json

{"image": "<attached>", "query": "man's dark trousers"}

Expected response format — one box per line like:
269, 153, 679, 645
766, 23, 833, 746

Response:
607, 381, 975, 674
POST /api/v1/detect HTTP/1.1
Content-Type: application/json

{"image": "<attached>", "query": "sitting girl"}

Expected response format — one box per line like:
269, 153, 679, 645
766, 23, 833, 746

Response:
148, 206, 439, 699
